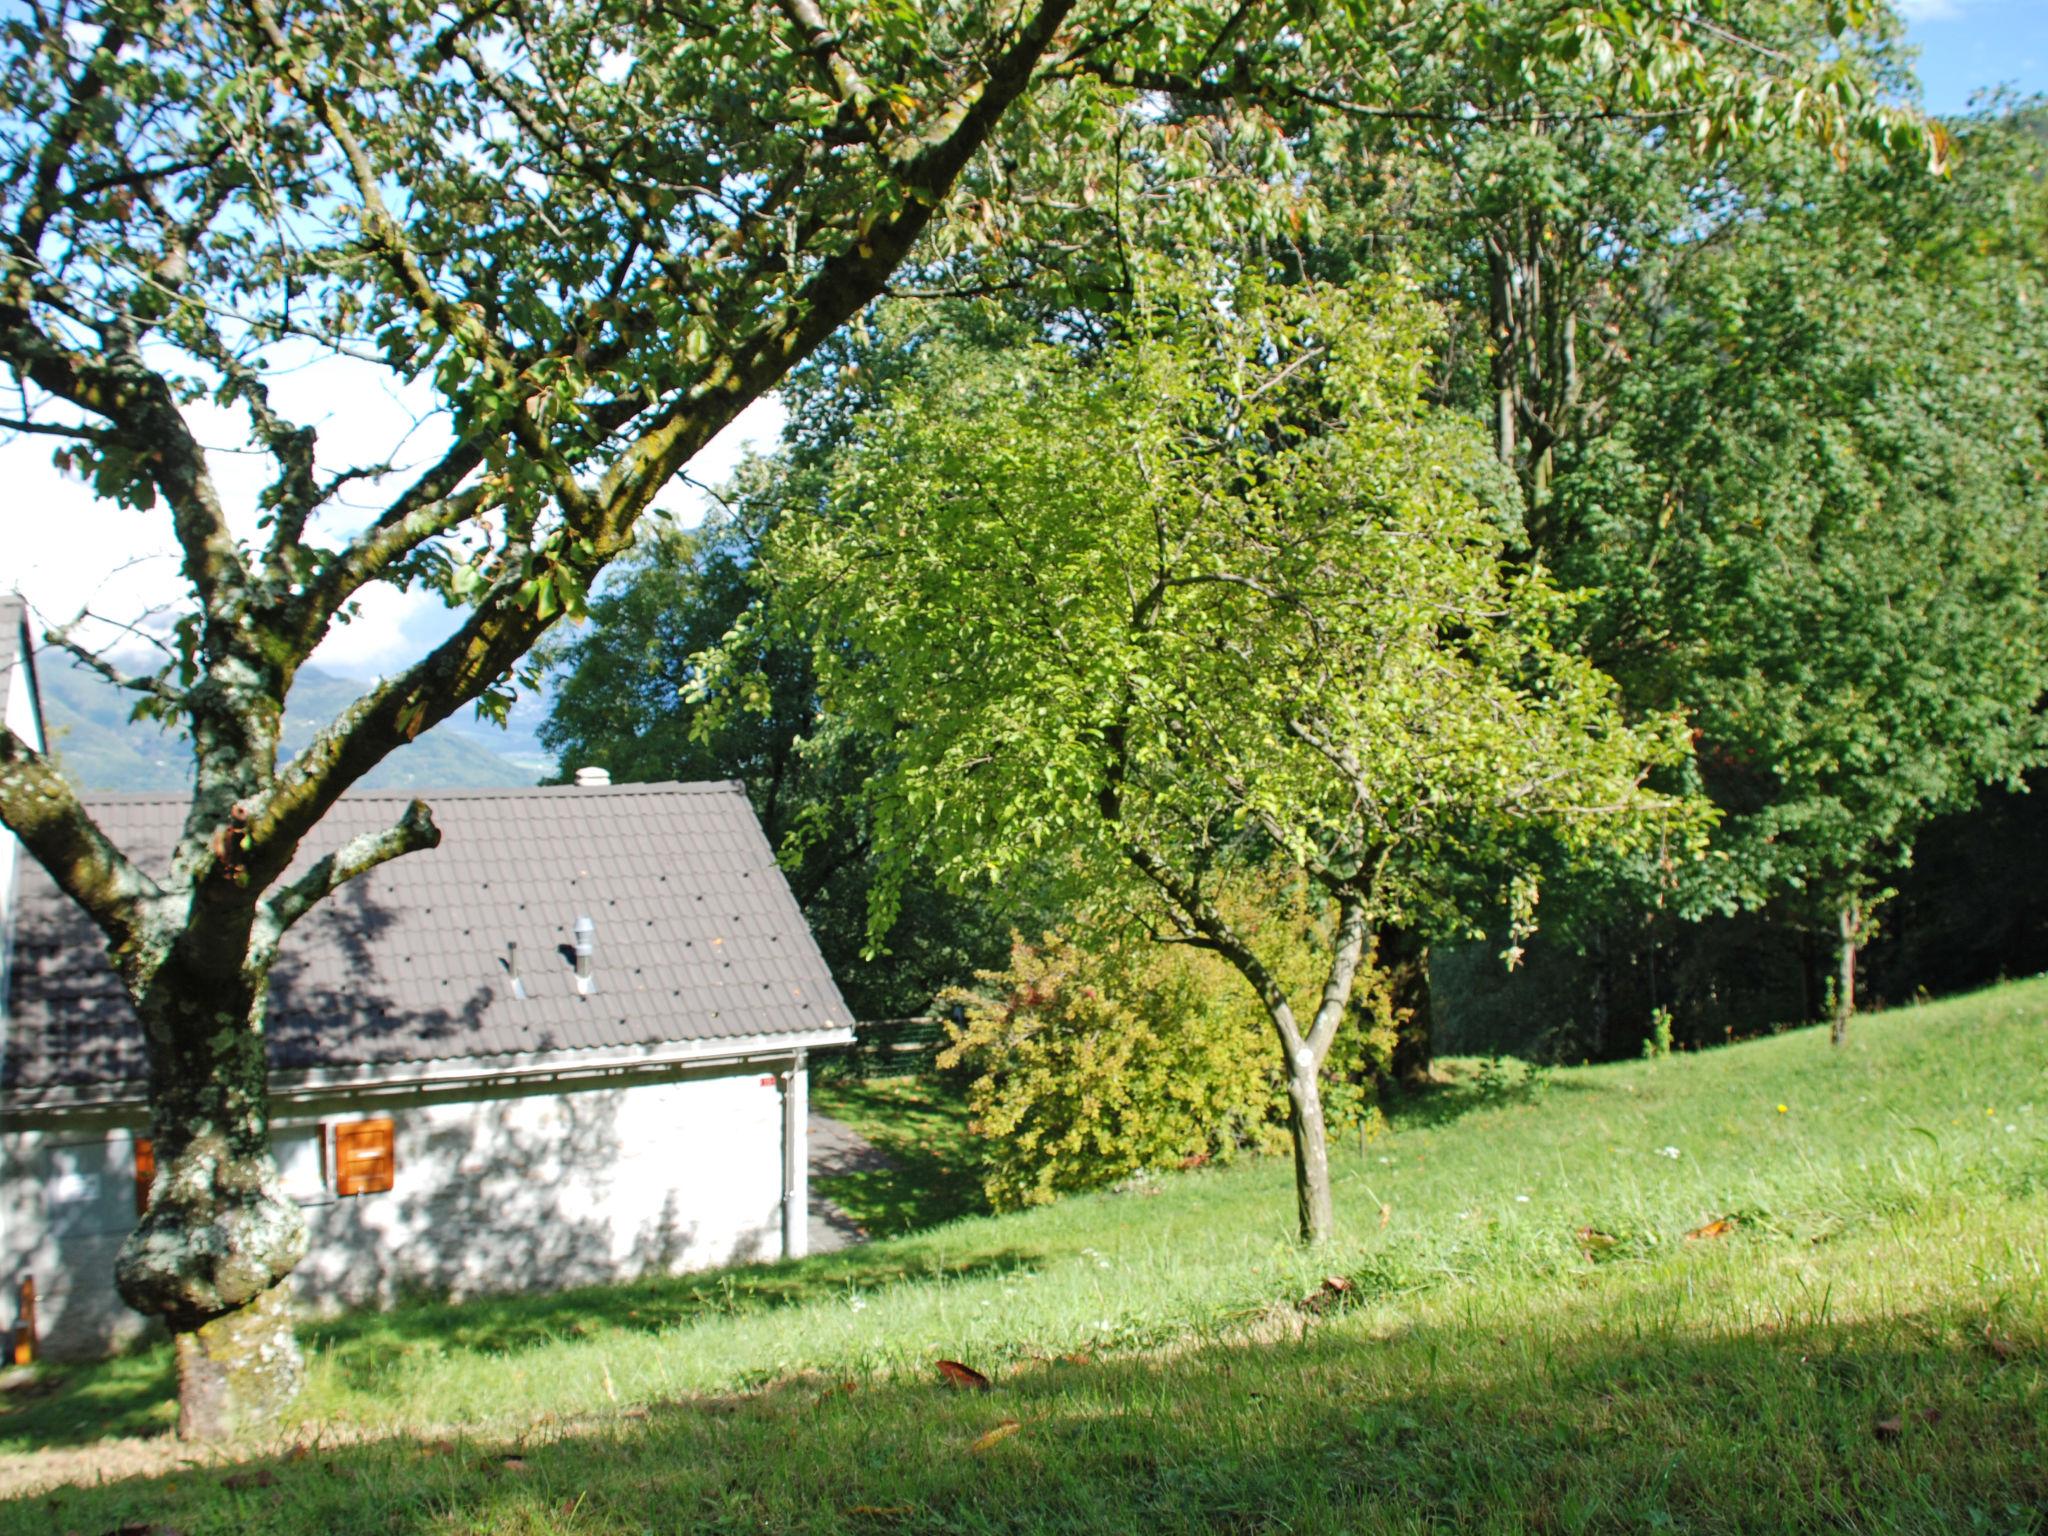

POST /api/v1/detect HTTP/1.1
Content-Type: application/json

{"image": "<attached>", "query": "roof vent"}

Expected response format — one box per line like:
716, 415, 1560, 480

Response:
573, 914, 597, 995
574, 765, 612, 788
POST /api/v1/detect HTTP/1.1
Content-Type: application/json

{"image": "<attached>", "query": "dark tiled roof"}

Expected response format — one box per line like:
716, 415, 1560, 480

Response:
5, 782, 852, 1093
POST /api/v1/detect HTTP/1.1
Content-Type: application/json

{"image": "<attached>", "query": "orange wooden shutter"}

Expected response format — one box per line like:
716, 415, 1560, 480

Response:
134, 1137, 155, 1216
333, 1118, 396, 1196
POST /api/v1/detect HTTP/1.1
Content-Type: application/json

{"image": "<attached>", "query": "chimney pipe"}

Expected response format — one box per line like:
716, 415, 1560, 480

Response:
574, 765, 612, 788
573, 914, 596, 995
507, 940, 527, 1001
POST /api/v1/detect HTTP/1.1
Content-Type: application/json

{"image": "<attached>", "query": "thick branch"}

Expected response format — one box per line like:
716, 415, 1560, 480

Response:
0, 723, 158, 950
258, 797, 439, 935
1303, 890, 1368, 1063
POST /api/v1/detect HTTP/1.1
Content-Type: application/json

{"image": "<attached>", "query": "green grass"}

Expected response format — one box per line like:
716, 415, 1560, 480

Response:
4, 980, 2045, 1533
810, 1074, 989, 1234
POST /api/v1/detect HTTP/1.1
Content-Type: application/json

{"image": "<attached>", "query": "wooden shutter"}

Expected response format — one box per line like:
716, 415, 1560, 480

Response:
333, 1118, 396, 1196
134, 1137, 155, 1216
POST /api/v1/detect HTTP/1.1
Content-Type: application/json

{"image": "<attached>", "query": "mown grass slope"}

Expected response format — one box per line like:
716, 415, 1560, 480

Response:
4, 979, 2043, 1533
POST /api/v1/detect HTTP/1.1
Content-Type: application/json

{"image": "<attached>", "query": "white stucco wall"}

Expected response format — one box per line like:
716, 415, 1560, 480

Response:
0, 622, 44, 1038
2, 1058, 803, 1359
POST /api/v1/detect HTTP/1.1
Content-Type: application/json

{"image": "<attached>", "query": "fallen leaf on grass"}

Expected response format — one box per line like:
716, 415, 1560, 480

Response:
499, 1457, 530, 1474
1874, 1416, 1904, 1442
417, 1439, 459, 1458
1060, 1352, 1092, 1366
936, 1359, 991, 1391
1575, 1227, 1618, 1257
1298, 1276, 1356, 1316
1986, 1331, 2021, 1361
847, 1505, 916, 1518
220, 1469, 277, 1491
1379, 1204, 1391, 1228
1685, 1218, 1736, 1241
969, 1418, 1022, 1453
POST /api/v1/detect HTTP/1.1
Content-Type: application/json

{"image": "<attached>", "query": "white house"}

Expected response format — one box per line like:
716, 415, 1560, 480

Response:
0, 604, 852, 1358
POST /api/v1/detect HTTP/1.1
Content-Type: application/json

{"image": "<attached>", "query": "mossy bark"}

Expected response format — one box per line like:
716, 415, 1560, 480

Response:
115, 960, 307, 1438
173, 1279, 304, 1440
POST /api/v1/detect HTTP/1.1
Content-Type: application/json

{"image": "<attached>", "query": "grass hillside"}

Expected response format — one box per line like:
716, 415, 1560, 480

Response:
3, 980, 2043, 1533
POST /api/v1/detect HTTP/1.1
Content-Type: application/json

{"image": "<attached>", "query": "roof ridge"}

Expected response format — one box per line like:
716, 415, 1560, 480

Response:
78, 778, 748, 807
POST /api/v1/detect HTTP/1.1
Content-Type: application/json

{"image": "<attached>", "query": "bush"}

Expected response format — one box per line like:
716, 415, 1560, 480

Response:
938, 879, 1397, 1210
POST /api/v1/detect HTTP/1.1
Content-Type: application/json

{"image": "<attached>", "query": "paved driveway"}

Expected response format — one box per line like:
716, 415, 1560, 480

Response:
807, 1112, 889, 1255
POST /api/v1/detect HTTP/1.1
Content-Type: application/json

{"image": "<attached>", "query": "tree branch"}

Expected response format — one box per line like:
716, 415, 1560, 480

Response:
0, 722, 158, 951
258, 796, 440, 935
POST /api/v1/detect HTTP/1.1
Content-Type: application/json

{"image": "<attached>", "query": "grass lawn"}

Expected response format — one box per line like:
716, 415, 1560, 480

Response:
2, 979, 2044, 1533
810, 1074, 989, 1234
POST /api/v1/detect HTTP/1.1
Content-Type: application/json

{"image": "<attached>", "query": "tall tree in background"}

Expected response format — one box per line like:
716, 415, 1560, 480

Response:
726, 274, 1690, 1242
1293, 0, 1939, 1072
539, 493, 1035, 1020
1551, 114, 2048, 1044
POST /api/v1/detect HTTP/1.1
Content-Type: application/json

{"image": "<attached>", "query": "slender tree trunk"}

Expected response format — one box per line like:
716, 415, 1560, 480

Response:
1488, 245, 1518, 471
1830, 901, 1859, 1048
116, 956, 306, 1438
1284, 1045, 1335, 1244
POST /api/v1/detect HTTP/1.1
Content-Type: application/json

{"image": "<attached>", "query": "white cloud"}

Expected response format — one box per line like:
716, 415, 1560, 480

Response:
1897, 0, 1965, 20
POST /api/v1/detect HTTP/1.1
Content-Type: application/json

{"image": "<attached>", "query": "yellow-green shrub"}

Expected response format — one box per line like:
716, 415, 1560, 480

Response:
938, 880, 1397, 1210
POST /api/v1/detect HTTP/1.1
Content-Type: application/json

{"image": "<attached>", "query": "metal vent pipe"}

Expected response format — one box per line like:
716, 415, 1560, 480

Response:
573, 915, 596, 995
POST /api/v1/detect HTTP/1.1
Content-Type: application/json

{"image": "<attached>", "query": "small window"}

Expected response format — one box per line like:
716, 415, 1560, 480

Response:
273, 1126, 332, 1205
333, 1118, 396, 1197
134, 1136, 155, 1217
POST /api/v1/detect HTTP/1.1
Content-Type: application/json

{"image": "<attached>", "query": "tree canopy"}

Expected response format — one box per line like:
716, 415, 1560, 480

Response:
725, 270, 1691, 1237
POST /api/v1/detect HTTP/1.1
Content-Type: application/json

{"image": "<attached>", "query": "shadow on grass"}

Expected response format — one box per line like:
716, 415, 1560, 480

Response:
0, 1244, 1048, 1452
10, 1292, 2042, 1535
812, 1075, 990, 1236
0, 1348, 175, 1452
1381, 1056, 1591, 1134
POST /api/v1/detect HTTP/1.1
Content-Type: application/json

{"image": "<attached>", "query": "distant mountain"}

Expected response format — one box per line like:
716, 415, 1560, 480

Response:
37, 657, 552, 793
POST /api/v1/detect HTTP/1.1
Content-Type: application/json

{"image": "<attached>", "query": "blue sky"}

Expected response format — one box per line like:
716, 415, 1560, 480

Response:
1903, 0, 2048, 113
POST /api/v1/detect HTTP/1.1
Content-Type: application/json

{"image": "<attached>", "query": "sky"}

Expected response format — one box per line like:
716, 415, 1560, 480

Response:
1, 1, 2040, 685
1900, 0, 2048, 114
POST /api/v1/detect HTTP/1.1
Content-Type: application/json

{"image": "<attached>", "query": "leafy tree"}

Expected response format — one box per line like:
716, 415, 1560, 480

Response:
1292, 0, 1940, 1071
0, 0, 1371, 1435
540, 503, 1030, 1019
939, 876, 1398, 1211
1550, 116, 2048, 1044
729, 273, 1690, 1241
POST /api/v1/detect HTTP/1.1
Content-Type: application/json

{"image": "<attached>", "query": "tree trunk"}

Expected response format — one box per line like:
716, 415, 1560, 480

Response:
1381, 925, 1434, 1088
1285, 1046, 1336, 1245
116, 960, 307, 1438
1830, 902, 1859, 1048
174, 1280, 303, 1440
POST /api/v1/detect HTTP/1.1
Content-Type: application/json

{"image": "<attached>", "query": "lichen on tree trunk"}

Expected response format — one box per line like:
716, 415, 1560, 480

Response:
116, 958, 308, 1438
174, 1279, 304, 1440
